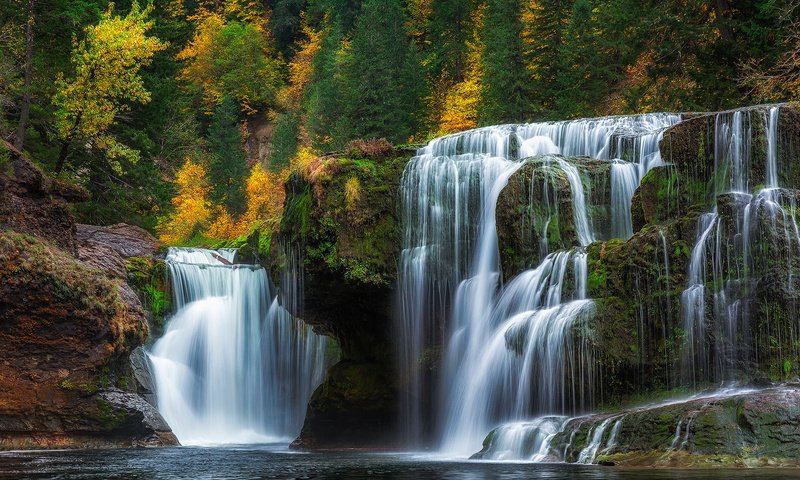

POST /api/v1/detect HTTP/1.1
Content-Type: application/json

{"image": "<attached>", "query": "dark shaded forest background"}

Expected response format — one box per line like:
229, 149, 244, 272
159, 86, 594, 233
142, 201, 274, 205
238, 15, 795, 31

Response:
1, 0, 798, 243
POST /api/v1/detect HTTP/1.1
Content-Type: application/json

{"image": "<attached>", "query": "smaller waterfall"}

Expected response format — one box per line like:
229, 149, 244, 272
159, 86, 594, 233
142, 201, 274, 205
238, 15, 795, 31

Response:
470, 417, 568, 461
576, 417, 615, 464
150, 248, 329, 445
765, 106, 780, 188
439, 250, 594, 455
680, 106, 799, 384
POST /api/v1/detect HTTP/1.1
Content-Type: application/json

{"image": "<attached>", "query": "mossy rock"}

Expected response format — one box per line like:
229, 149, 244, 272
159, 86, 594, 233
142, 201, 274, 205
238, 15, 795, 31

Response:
0, 230, 169, 446
292, 360, 399, 449
496, 155, 614, 279
125, 256, 170, 338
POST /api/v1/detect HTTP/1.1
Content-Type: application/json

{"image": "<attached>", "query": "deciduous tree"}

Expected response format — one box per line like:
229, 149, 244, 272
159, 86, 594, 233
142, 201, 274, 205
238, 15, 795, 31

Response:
52, 1, 167, 174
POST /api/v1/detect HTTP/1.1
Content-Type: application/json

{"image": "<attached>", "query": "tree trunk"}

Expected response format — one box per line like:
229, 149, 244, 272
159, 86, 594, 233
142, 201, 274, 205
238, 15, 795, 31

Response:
55, 140, 69, 174
13, 0, 35, 151
713, 0, 735, 43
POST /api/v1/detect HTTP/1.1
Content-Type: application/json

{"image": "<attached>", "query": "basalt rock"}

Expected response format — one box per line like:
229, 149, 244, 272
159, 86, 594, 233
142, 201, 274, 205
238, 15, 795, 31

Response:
563, 386, 800, 467
0, 141, 175, 449
291, 361, 399, 450
0, 222, 176, 447
275, 149, 412, 449
474, 386, 800, 467
497, 155, 614, 279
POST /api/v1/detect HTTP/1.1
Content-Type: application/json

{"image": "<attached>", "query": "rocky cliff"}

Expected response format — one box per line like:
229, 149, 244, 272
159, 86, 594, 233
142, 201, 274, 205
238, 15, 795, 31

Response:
0, 142, 176, 449
273, 143, 413, 449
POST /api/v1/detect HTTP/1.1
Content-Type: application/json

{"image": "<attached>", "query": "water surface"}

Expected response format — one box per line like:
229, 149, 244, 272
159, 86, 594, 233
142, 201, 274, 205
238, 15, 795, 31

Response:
1, 446, 798, 479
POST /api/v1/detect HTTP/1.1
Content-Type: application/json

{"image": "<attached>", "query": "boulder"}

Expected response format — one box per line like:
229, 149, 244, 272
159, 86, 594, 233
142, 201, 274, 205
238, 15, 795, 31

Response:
474, 386, 800, 467
274, 149, 412, 449
77, 223, 161, 259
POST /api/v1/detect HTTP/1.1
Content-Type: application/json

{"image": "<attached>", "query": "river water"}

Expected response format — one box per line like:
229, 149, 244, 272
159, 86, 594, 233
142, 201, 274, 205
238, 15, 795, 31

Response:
1, 447, 798, 480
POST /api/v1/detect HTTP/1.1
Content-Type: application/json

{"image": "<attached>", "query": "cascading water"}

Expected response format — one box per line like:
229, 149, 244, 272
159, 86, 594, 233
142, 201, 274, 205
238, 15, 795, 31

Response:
397, 113, 680, 453
681, 106, 800, 385
149, 247, 329, 445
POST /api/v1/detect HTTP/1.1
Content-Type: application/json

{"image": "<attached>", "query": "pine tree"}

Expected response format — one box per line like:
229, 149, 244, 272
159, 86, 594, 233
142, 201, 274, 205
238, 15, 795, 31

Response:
270, 0, 307, 56
304, 18, 346, 149
520, 0, 572, 119
555, 0, 602, 117
207, 96, 248, 214
479, 0, 531, 124
339, 0, 422, 144
427, 0, 473, 82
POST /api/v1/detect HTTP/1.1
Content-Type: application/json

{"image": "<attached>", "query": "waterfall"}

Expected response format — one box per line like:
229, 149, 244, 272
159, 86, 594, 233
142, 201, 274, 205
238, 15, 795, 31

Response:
397, 113, 680, 452
517, 113, 681, 239
149, 247, 329, 445
681, 106, 800, 385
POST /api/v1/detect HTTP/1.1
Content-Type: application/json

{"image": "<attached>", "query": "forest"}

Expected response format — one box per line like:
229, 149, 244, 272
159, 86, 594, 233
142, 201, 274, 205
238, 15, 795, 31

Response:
1, 0, 798, 244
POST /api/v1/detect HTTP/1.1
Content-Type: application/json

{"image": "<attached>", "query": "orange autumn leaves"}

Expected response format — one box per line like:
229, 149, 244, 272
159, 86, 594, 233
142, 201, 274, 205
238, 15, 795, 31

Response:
158, 159, 286, 244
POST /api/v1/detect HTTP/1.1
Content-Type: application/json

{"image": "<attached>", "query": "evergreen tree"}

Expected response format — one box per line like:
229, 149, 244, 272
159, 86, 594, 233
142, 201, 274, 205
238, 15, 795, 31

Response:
427, 0, 473, 82
270, 0, 307, 56
555, 0, 604, 117
339, 0, 422, 144
479, 0, 531, 124
520, 0, 572, 119
207, 96, 248, 214
304, 18, 346, 149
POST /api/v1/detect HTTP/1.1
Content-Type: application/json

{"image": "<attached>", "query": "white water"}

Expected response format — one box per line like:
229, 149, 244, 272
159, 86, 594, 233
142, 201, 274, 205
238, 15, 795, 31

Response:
473, 416, 568, 461
477, 385, 763, 462
150, 248, 329, 445
397, 113, 680, 453
681, 106, 799, 385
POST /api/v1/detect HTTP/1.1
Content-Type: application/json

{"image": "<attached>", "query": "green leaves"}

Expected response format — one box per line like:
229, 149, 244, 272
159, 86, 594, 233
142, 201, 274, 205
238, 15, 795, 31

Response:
52, 1, 167, 172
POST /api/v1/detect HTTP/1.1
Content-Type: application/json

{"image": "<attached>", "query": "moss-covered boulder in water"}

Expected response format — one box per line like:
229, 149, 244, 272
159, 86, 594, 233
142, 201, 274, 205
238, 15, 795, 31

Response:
551, 386, 800, 467
583, 223, 695, 404
291, 361, 399, 450
272, 151, 410, 360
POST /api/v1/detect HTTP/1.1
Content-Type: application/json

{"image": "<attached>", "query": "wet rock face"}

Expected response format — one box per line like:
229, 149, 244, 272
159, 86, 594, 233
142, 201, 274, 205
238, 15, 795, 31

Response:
291, 361, 399, 450
474, 386, 800, 467
558, 386, 800, 467
496, 156, 614, 279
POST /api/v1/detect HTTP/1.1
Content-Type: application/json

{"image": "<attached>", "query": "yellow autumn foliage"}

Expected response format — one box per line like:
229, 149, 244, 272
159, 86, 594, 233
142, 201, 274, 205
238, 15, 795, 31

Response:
52, 1, 167, 172
278, 14, 322, 110
434, 4, 485, 136
344, 176, 361, 213
158, 159, 213, 244
241, 162, 287, 230
177, 12, 281, 114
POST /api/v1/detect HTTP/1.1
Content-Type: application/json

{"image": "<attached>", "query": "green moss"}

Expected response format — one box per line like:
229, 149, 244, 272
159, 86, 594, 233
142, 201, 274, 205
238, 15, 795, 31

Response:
277, 153, 406, 288
0, 230, 127, 326
0, 143, 10, 173
94, 398, 127, 430
57, 379, 75, 390
125, 257, 170, 335
588, 262, 607, 292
